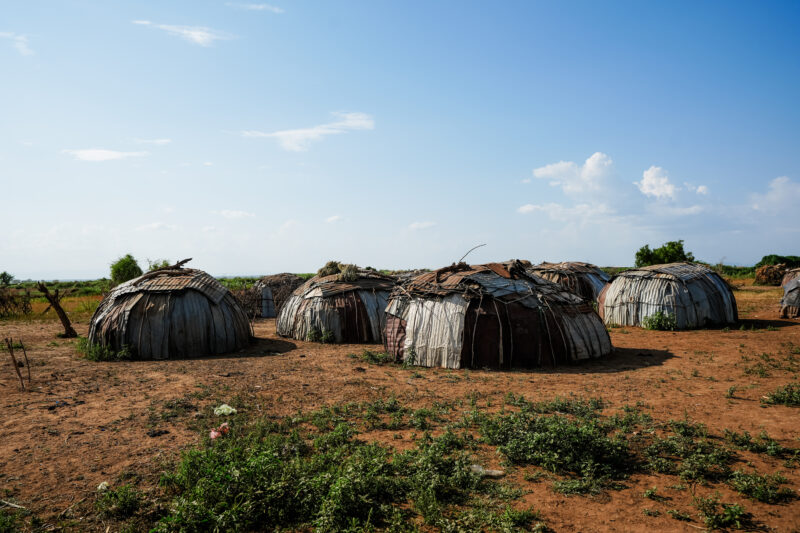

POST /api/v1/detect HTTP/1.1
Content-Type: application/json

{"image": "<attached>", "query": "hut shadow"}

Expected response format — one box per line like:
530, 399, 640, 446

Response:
196, 338, 297, 360
565, 347, 674, 374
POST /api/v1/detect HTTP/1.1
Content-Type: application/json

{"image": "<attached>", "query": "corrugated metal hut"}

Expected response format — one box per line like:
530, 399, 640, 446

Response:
384, 261, 612, 369
526, 261, 610, 302
780, 279, 800, 318
277, 270, 395, 343
598, 262, 737, 329
782, 268, 800, 287
89, 267, 251, 359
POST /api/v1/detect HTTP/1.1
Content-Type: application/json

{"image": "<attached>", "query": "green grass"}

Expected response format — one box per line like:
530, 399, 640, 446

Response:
96, 484, 143, 518
349, 349, 396, 366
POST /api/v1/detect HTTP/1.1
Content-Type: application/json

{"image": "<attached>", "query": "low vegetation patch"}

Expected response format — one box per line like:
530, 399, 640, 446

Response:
761, 383, 800, 407
642, 311, 678, 331
77, 337, 134, 361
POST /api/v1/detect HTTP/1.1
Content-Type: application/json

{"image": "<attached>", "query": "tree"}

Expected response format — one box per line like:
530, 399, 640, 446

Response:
0, 271, 14, 287
110, 254, 143, 285
635, 240, 695, 267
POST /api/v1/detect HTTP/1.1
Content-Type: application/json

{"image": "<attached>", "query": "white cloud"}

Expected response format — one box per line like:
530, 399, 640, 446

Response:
134, 138, 172, 145
684, 182, 709, 195
202, 161, 213, 166
226, 2, 284, 13
0, 32, 34, 56
649, 204, 704, 216
751, 176, 800, 213
132, 20, 232, 47
636, 166, 677, 199
62, 148, 148, 162
136, 222, 177, 231
532, 152, 613, 196
521, 178, 531, 184
409, 221, 435, 230
325, 215, 343, 223
214, 209, 255, 219
517, 202, 613, 221
242, 112, 375, 151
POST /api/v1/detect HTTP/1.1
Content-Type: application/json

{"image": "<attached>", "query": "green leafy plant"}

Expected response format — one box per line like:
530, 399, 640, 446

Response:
146, 258, 170, 271
77, 337, 134, 362
694, 493, 748, 530
96, 484, 142, 518
728, 471, 795, 503
110, 254, 143, 285
761, 384, 800, 407
642, 311, 678, 331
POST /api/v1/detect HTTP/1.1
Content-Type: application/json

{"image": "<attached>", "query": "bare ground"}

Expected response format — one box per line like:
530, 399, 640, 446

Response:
1, 281, 799, 531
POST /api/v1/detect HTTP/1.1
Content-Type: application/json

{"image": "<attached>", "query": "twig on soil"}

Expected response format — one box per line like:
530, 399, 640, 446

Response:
58, 496, 87, 518
0, 499, 27, 510
20, 340, 31, 386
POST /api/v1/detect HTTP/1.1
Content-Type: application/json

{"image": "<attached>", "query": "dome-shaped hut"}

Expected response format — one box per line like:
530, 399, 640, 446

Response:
782, 268, 800, 287
277, 268, 395, 343
780, 279, 800, 318
89, 266, 251, 359
598, 262, 737, 329
384, 261, 612, 369
526, 261, 610, 302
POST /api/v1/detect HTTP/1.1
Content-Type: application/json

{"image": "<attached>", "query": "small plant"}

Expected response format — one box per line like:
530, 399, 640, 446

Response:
306, 328, 321, 342
694, 493, 748, 530
726, 386, 737, 399
356, 350, 395, 365
147, 258, 171, 271
320, 329, 335, 344
643, 486, 663, 501
642, 508, 660, 517
402, 347, 418, 368
761, 384, 800, 406
642, 311, 677, 331
77, 337, 134, 362
96, 484, 142, 518
666, 509, 692, 521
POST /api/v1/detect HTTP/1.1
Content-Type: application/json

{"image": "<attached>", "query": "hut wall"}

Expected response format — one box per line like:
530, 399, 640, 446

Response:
90, 290, 250, 359
781, 280, 800, 318
277, 290, 389, 343
601, 273, 737, 328
535, 271, 608, 302
782, 269, 800, 287
387, 294, 469, 368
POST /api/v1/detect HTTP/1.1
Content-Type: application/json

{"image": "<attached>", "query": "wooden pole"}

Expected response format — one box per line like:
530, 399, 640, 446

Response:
4, 338, 26, 391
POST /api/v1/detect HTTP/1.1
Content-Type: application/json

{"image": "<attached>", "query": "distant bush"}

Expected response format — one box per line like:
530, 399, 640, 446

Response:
756, 255, 800, 269
635, 240, 695, 267
110, 254, 143, 285
0, 271, 14, 287
147, 258, 170, 271
642, 311, 677, 331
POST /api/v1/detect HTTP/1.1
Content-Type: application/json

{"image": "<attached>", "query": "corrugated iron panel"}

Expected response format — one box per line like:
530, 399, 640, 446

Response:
781, 280, 800, 318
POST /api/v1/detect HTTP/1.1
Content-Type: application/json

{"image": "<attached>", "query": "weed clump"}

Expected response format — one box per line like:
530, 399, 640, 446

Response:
96, 484, 142, 518
694, 494, 749, 530
728, 471, 795, 503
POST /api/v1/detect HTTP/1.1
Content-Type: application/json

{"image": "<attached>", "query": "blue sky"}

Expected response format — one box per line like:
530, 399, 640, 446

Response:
2, 1, 798, 279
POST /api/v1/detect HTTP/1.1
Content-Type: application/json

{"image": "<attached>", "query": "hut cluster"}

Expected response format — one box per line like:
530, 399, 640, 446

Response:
87, 256, 800, 365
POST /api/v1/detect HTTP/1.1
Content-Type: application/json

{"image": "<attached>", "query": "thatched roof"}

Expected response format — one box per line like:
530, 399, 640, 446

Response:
599, 262, 737, 329
526, 261, 610, 302
89, 268, 251, 359
385, 261, 611, 369
277, 271, 396, 343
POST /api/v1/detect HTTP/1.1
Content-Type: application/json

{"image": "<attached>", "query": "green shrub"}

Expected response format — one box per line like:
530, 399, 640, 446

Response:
320, 329, 335, 344
642, 311, 677, 331
756, 254, 800, 269
110, 254, 143, 285
0, 508, 22, 533
147, 258, 170, 271
761, 384, 800, 407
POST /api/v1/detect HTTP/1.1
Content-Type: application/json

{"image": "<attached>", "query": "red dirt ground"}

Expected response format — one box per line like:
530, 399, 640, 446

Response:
1, 282, 799, 531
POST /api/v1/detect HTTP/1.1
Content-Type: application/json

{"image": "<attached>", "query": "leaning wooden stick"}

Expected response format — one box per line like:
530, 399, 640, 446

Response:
20, 340, 31, 387
4, 337, 26, 391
